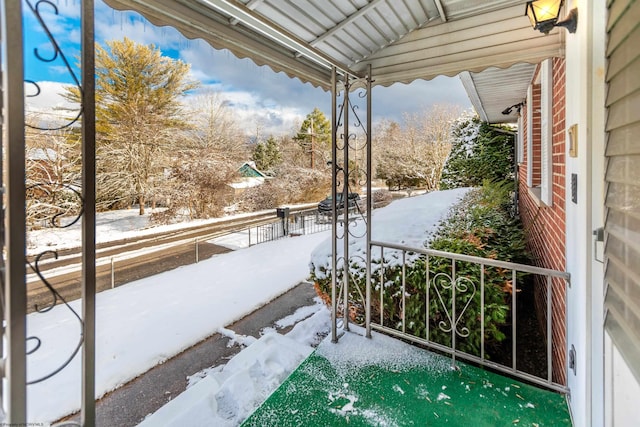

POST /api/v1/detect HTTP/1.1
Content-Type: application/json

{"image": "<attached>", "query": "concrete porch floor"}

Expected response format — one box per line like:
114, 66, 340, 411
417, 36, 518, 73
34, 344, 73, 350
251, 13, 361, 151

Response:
243, 327, 572, 427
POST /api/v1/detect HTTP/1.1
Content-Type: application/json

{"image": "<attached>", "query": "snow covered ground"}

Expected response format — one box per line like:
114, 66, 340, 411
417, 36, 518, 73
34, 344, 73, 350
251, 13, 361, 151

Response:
25, 189, 468, 425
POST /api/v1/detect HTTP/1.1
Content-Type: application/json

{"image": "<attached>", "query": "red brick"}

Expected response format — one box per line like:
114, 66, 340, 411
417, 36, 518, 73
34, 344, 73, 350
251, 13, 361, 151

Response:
518, 58, 567, 385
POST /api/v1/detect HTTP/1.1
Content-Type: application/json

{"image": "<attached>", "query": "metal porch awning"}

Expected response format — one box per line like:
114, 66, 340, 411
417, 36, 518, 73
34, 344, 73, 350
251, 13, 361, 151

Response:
460, 62, 537, 123
103, 0, 565, 90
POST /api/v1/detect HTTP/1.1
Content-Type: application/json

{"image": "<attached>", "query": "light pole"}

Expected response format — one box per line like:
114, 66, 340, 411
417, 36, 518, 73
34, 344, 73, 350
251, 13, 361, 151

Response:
307, 117, 315, 169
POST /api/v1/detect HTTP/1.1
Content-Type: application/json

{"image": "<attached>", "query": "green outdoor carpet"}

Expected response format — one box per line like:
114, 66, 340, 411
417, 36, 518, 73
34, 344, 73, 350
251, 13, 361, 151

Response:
242, 328, 572, 427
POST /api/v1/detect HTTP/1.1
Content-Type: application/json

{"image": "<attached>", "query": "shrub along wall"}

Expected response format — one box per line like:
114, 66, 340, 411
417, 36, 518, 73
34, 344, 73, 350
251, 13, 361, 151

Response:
311, 181, 529, 359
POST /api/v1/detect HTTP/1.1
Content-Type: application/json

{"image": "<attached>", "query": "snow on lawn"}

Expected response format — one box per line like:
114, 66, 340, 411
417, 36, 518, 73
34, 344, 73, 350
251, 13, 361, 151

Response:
309, 187, 470, 279
25, 204, 313, 255
25, 189, 468, 425
27, 231, 329, 423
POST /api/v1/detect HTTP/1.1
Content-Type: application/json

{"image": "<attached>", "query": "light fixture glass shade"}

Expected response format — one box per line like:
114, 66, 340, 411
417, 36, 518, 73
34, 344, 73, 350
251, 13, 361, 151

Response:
526, 0, 564, 31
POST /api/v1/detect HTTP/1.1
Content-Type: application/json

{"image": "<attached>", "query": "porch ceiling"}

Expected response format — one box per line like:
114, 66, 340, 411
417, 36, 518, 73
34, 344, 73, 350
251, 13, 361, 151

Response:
103, 0, 564, 90
460, 62, 536, 124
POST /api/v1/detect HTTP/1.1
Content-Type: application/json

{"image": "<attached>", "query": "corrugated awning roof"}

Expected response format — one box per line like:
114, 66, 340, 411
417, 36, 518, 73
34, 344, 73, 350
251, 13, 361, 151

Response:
104, 0, 564, 91
460, 63, 536, 123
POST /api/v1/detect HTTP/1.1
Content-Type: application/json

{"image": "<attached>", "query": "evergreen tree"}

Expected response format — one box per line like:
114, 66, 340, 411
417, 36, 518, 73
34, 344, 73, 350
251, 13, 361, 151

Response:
252, 136, 281, 172
440, 112, 515, 189
64, 37, 199, 214
293, 107, 331, 169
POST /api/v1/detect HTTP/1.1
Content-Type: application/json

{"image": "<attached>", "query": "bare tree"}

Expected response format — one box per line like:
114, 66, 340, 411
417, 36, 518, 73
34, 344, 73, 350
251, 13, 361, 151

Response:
187, 91, 247, 160
156, 91, 248, 221
374, 105, 460, 191
279, 134, 310, 169
25, 124, 82, 228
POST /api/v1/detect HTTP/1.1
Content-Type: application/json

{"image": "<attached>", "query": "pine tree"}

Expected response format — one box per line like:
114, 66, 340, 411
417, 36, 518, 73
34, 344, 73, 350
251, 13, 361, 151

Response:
293, 108, 331, 169
64, 37, 199, 214
440, 112, 515, 189
252, 136, 281, 173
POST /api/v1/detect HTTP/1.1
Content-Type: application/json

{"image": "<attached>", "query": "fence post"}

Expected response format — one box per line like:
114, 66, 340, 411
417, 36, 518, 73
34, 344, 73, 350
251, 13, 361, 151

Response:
276, 207, 290, 236
195, 237, 199, 263
111, 258, 115, 289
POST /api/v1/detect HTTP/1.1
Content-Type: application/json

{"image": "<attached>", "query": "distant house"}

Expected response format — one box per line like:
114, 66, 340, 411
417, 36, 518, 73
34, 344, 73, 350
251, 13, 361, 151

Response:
26, 147, 66, 184
230, 161, 268, 193
237, 161, 267, 179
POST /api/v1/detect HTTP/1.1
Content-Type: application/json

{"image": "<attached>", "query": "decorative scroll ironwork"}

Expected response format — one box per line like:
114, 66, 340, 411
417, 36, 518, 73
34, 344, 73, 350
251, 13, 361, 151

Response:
26, 182, 84, 229
21, 0, 86, 387
334, 84, 369, 240
330, 70, 372, 340
26, 251, 84, 385
431, 272, 477, 338
25, 0, 83, 130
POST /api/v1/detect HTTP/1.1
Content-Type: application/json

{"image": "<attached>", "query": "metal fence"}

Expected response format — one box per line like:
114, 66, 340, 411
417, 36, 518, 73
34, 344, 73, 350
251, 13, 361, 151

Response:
247, 208, 340, 245
364, 240, 571, 393
26, 207, 335, 312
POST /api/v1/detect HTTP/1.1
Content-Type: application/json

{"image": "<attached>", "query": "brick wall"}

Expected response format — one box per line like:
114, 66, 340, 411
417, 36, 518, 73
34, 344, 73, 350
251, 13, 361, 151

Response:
518, 58, 567, 385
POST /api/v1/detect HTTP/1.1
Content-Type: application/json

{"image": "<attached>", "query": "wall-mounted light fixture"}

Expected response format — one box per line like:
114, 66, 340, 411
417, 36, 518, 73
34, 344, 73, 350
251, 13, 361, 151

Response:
501, 102, 525, 115
525, 0, 578, 35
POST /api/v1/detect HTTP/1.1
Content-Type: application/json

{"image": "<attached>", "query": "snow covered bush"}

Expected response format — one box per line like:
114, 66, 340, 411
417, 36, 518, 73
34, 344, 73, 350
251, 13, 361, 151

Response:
371, 189, 393, 208
310, 183, 528, 358
240, 166, 330, 211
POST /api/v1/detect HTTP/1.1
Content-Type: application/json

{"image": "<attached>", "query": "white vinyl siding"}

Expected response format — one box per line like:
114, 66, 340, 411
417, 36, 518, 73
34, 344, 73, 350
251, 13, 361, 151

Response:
540, 59, 553, 206
604, 0, 640, 382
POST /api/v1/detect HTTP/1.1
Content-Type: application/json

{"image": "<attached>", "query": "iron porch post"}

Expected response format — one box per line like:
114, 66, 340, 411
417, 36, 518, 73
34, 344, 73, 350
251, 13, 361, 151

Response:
81, 1, 97, 424
330, 67, 338, 343
365, 65, 372, 338
1, 0, 27, 422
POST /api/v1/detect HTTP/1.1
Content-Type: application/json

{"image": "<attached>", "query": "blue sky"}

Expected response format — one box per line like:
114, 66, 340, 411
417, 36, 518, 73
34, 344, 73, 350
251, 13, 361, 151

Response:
23, 0, 472, 136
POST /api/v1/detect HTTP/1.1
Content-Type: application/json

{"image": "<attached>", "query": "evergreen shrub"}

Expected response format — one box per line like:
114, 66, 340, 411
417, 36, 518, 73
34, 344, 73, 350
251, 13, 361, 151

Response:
440, 114, 515, 190
311, 181, 529, 358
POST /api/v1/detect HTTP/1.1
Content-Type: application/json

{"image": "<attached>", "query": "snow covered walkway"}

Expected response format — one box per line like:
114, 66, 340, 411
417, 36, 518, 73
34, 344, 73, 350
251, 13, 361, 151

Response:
245, 327, 572, 427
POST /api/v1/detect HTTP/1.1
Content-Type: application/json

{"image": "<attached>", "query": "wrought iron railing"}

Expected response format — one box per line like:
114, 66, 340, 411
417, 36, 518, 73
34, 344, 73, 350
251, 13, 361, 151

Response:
365, 240, 571, 394
246, 207, 357, 246
2, 1, 96, 423
205, 208, 335, 247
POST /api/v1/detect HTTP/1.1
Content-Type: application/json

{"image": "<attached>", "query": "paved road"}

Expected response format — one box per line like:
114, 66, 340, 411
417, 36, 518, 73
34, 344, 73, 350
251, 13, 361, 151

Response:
27, 241, 232, 314
26, 206, 319, 313
60, 281, 320, 427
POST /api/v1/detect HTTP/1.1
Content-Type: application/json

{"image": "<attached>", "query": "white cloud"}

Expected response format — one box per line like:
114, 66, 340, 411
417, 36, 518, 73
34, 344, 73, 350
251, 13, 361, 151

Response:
24, 1, 80, 44
95, 11, 186, 50
372, 77, 472, 123
27, 0, 473, 136
46, 0, 82, 19
25, 81, 80, 128
187, 85, 307, 137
